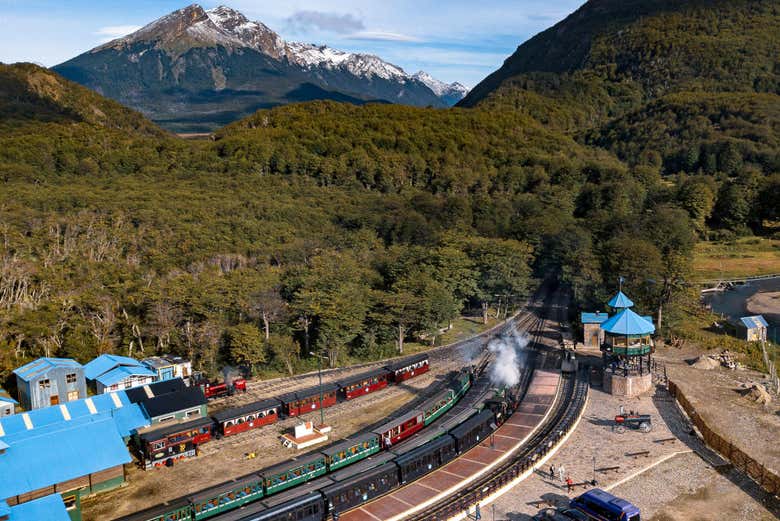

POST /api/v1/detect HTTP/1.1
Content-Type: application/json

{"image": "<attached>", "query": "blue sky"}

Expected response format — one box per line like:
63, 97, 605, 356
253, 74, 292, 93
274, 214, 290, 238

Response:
0, 0, 584, 88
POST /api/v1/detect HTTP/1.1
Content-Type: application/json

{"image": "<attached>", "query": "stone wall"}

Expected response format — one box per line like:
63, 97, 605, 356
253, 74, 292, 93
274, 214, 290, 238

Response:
603, 372, 652, 397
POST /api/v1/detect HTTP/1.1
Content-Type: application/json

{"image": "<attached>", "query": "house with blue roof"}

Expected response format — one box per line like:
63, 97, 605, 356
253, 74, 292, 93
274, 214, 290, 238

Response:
0, 389, 16, 417
738, 315, 768, 342
0, 390, 149, 441
3, 494, 70, 521
581, 311, 609, 348
13, 359, 86, 411
84, 354, 156, 394
0, 418, 131, 521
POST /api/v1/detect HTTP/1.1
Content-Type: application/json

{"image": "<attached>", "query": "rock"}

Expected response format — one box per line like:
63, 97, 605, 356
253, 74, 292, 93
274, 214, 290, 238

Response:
745, 383, 772, 406
692, 355, 719, 370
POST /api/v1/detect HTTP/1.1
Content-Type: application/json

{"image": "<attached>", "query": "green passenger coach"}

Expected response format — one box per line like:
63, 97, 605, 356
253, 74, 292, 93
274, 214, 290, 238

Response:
322, 433, 381, 471
261, 453, 328, 495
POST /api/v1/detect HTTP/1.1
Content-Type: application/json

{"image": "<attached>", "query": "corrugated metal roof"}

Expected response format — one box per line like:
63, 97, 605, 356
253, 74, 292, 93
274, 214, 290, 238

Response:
95, 365, 156, 387
13, 358, 82, 382
0, 388, 17, 405
0, 391, 148, 439
0, 418, 131, 499
581, 312, 609, 324
125, 378, 187, 403
740, 315, 768, 329
84, 354, 145, 380
141, 386, 206, 419
600, 308, 655, 335
607, 291, 634, 309
8, 494, 69, 521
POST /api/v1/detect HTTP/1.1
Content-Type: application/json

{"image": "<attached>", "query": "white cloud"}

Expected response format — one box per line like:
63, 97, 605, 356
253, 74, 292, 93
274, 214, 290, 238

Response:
95, 25, 141, 42
286, 11, 364, 34
348, 31, 422, 42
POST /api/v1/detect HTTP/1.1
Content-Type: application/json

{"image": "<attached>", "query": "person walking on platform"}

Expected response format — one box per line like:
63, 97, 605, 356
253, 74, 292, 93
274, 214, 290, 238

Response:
549, 464, 556, 479
566, 476, 574, 493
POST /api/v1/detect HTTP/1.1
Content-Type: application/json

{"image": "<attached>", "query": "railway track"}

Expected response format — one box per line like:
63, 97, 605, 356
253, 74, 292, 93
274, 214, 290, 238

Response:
408, 368, 588, 521
396, 286, 587, 521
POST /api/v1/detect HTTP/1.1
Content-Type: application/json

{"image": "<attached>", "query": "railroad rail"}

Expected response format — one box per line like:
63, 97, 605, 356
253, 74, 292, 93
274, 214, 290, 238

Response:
409, 369, 588, 521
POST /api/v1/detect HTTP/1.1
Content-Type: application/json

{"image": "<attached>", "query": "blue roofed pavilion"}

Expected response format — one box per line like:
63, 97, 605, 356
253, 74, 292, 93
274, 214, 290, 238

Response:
6, 494, 69, 521
601, 308, 656, 336
607, 290, 634, 309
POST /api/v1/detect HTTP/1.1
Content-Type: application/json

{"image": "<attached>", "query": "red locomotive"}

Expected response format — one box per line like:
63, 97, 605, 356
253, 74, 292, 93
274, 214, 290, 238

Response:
195, 376, 247, 399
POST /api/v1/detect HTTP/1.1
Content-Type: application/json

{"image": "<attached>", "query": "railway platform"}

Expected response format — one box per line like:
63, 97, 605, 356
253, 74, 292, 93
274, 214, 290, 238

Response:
339, 369, 561, 521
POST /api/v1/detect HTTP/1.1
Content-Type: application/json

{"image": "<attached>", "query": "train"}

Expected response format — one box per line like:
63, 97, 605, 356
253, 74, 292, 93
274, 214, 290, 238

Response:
133, 354, 431, 469
117, 363, 489, 521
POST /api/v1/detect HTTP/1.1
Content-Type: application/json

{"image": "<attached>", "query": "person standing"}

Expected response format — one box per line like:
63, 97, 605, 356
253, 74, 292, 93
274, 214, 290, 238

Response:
566, 476, 574, 493
549, 464, 556, 479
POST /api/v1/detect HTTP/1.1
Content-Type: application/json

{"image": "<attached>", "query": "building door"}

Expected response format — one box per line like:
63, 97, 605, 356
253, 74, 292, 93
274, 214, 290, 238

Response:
50, 395, 59, 405
67, 390, 79, 401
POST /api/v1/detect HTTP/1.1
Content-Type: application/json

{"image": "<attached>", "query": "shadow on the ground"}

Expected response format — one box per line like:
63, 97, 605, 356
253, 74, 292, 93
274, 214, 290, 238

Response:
652, 383, 780, 518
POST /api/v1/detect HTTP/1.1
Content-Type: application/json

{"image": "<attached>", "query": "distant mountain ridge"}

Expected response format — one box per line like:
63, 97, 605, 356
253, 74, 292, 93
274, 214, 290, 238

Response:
54, 4, 467, 132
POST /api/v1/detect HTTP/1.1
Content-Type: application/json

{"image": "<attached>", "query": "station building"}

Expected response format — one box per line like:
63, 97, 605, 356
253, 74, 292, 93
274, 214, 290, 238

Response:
13, 358, 86, 411
83, 354, 156, 394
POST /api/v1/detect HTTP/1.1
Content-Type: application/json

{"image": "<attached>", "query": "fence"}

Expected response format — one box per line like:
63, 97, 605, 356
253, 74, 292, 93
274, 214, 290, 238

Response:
760, 340, 779, 394
668, 380, 780, 497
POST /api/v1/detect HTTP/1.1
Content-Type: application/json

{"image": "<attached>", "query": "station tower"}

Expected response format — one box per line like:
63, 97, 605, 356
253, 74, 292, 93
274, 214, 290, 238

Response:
600, 289, 656, 396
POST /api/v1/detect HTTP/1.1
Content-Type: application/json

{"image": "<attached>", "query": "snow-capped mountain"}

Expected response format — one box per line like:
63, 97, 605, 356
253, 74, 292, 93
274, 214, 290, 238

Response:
412, 71, 469, 105
54, 4, 460, 132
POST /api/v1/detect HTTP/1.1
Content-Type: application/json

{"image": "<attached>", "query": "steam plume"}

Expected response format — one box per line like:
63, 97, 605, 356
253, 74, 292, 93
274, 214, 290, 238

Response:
487, 328, 529, 387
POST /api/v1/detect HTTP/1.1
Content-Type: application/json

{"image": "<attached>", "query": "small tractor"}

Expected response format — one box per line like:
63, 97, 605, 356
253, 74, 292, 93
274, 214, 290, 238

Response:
614, 407, 652, 433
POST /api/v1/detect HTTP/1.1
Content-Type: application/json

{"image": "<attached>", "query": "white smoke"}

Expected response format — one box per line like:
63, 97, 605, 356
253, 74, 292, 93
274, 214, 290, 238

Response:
487, 328, 529, 387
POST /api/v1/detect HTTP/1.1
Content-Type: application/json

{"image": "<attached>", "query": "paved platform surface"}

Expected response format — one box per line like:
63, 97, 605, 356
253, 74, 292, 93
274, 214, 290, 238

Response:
340, 369, 560, 521
488, 381, 780, 521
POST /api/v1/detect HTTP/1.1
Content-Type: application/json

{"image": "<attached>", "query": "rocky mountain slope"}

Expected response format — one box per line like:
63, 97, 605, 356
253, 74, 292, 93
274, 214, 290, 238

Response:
53, 4, 465, 132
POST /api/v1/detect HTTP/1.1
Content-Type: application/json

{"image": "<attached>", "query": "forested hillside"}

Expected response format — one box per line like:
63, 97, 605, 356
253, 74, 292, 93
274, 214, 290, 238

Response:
1, 0, 778, 391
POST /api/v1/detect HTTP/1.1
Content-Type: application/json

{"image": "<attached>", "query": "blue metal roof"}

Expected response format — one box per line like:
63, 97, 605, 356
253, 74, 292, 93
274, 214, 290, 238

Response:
581, 312, 610, 324
84, 354, 145, 380
0, 391, 149, 439
607, 291, 634, 309
13, 358, 82, 382
95, 365, 156, 387
601, 308, 655, 335
0, 418, 131, 499
740, 315, 768, 330
0, 500, 8, 517
0, 388, 17, 405
7, 494, 69, 521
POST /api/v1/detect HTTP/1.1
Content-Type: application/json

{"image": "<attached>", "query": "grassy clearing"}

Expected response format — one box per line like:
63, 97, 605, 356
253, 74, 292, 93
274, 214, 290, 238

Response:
402, 312, 501, 355
665, 298, 767, 372
693, 236, 780, 281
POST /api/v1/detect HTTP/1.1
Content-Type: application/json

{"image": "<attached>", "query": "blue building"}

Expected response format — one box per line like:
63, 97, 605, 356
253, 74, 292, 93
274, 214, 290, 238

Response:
581, 312, 609, 348
0, 418, 131, 521
2, 494, 70, 521
0, 390, 16, 417
0, 390, 149, 440
598, 289, 656, 396
738, 315, 768, 342
83, 354, 156, 394
13, 359, 86, 411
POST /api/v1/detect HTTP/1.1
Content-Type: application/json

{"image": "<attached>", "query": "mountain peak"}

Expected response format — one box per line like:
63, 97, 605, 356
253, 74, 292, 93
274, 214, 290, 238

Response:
412, 71, 469, 103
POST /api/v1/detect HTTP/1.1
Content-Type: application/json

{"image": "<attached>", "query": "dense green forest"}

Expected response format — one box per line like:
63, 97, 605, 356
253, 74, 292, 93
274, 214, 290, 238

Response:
1, 0, 778, 390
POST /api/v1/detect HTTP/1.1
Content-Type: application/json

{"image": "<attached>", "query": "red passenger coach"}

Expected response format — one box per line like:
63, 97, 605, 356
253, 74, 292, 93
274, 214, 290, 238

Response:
338, 368, 390, 400
279, 383, 339, 417
212, 398, 281, 437
385, 353, 429, 383
372, 409, 424, 448
136, 416, 213, 469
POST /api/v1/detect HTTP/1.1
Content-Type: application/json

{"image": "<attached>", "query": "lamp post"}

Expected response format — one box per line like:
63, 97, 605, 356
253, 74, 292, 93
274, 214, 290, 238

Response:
309, 351, 329, 427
